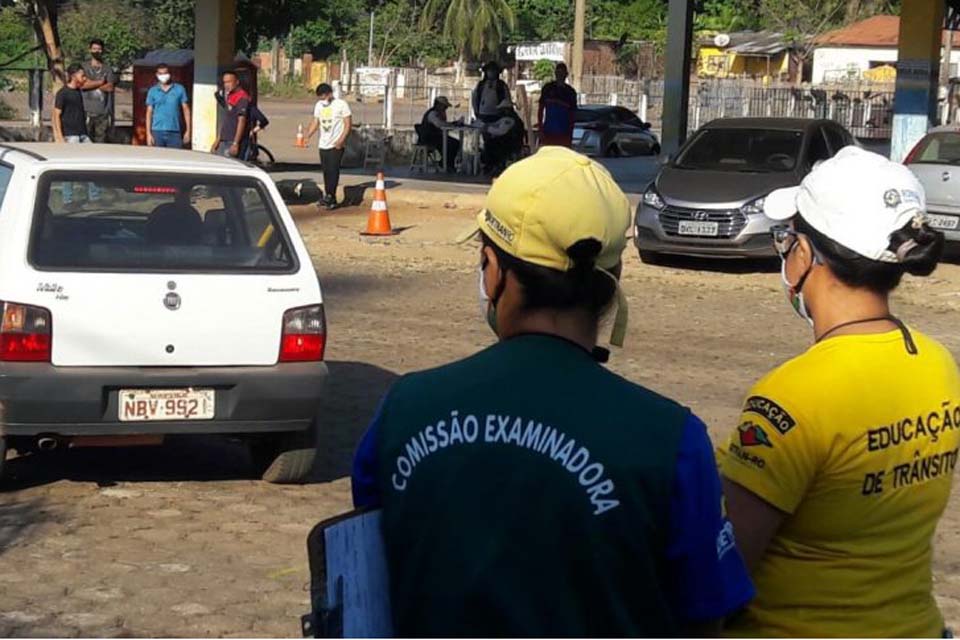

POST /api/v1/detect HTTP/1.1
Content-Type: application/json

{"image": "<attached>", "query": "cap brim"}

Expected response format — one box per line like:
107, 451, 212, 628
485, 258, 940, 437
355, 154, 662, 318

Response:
764, 186, 801, 221
455, 221, 482, 244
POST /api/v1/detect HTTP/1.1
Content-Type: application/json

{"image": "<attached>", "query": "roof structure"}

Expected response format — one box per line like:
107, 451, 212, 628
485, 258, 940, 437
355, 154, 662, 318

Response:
815, 15, 960, 47
700, 31, 791, 55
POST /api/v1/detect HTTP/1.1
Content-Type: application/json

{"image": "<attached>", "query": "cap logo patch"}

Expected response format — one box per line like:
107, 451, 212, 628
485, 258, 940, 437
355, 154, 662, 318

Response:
883, 189, 902, 208
483, 209, 515, 245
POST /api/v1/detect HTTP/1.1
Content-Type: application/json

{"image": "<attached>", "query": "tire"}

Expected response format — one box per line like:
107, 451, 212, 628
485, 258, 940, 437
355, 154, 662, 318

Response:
249, 428, 316, 484
639, 249, 666, 266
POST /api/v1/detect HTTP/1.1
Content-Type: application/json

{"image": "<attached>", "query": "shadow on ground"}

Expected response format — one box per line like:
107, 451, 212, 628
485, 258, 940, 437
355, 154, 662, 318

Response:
0, 497, 49, 556
1, 361, 398, 490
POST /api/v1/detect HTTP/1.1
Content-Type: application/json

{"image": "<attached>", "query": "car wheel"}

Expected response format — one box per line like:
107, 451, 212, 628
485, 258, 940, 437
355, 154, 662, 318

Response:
249, 428, 316, 484
639, 249, 666, 266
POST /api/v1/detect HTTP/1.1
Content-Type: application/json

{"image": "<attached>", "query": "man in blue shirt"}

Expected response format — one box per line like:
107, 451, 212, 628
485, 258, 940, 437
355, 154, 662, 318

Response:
352, 146, 753, 636
145, 64, 191, 148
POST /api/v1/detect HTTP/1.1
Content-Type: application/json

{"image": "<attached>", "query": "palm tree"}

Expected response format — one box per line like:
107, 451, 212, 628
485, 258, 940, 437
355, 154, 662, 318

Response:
421, 0, 516, 80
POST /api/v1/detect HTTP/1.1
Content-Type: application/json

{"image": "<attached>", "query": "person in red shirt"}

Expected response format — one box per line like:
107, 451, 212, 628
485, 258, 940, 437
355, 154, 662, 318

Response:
538, 63, 578, 148
210, 71, 250, 158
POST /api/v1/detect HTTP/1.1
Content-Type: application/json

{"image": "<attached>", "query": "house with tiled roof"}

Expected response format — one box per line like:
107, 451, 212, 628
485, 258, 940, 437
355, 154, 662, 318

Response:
812, 15, 960, 84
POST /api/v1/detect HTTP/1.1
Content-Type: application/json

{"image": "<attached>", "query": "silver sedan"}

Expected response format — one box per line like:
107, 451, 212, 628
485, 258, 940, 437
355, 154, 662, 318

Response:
905, 125, 960, 252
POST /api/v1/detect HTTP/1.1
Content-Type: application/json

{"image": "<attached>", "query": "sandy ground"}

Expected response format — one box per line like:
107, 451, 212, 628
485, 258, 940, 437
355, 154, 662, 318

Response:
0, 189, 958, 637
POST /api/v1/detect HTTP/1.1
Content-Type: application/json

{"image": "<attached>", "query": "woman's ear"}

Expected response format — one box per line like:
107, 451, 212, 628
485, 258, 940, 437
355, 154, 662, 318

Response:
481, 246, 500, 297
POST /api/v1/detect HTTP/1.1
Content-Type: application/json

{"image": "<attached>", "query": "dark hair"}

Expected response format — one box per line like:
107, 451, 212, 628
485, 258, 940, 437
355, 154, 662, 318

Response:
481, 233, 618, 316
556, 62, 568, 73
221, 70, 239, 80
66, 63, 84, 78
156, 63, 169, 72
796, 215, 944, 293
315, 83, 333, 97
89, 39, 104, 48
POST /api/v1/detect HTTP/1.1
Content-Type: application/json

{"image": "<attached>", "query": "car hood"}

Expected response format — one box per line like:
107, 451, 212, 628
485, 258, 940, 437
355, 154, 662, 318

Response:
656, 167, 800, 208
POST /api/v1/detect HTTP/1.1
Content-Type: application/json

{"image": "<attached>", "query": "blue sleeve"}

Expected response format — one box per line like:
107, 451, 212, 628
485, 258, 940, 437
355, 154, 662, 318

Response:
666, 413, 754, 623
351, 395, 387, 509
178, 85, 189, 104
145, 87, 157, 107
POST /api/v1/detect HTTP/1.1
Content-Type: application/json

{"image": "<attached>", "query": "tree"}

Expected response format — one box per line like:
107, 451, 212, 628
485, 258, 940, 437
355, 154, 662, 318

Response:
58, 0, 155, 71
759, 0, 847, 84
143, 0, 193, 49
421, 0, 516, 59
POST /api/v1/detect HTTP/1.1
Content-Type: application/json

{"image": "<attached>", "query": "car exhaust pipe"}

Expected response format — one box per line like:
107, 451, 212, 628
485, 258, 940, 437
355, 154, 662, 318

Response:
37, 437, 59, 451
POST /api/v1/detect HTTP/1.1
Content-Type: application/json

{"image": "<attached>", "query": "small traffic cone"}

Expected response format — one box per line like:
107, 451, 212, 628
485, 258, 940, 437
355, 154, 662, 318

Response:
295, 123, 305, 148
361, 172, 398, 236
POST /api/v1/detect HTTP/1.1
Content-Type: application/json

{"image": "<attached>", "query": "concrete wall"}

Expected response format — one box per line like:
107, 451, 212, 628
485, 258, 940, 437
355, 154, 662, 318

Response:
813, 46, 960, 84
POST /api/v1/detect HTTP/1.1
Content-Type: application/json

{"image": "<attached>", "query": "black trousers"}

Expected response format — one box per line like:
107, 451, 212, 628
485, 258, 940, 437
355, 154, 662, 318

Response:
319, 147, 345, 201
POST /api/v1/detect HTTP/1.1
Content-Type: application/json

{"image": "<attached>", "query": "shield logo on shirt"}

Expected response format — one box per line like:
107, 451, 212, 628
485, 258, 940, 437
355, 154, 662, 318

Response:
738, 422, 773, 448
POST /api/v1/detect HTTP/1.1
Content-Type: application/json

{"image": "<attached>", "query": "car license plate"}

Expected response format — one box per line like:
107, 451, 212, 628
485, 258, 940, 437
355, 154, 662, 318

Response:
927, 214, 960, 230
119, 388, 215, 422
678, 220, 720, 236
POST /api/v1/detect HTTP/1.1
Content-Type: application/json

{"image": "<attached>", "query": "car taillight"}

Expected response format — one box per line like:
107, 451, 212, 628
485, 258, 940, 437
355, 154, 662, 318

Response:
279, 305, 325, 362
0, 302, 51, 362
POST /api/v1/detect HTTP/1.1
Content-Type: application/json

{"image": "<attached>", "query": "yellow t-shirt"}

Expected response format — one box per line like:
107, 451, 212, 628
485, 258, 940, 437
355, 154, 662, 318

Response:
719, 328, 960, 638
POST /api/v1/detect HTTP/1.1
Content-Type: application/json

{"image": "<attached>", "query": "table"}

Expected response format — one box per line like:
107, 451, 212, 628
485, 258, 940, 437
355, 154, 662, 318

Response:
441, 123, 484, 176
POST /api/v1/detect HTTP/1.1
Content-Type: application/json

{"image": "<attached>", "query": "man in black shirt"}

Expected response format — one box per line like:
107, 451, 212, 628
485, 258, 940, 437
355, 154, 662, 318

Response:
53, 64, 89, 143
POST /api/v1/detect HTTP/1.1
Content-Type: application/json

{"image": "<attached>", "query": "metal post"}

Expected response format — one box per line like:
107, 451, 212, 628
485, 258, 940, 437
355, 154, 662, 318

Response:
639, 90, 648, 122
610, 92, 618, 106
661, 0, 694, 156
385, 78, 394, 130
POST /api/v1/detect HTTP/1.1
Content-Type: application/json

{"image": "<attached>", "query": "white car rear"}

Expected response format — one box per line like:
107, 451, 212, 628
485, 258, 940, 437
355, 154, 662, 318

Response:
0, 143, 328, 483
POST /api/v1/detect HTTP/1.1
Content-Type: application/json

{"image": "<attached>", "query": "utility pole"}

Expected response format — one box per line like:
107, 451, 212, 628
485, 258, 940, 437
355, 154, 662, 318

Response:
368, 11, 375, 67
942, 27, 954, 125
572, 0, 586, 91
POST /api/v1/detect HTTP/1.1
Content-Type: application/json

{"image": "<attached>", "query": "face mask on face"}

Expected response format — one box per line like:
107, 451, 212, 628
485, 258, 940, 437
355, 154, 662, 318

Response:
156, 73, 171, 84
91, 52, 103, 61
780, 256, 814, 326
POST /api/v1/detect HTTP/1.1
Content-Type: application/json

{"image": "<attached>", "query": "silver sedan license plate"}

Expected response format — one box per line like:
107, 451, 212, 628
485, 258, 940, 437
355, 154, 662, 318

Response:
927, 214, 959, 230
119, 388, 215, 422
678, 220, 720, 236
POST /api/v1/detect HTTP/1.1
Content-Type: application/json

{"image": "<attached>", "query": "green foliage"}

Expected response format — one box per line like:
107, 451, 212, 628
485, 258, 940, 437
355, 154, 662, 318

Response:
531, 58, 553, 83
143, 0, 193, 49
58, 0, 154, 70
422, 0, 517, 58
0, 98, 16, 119
509, 0, 571, 41
0, 6, 40, 66
696, 0, 760, 32
340, 0, 456, 67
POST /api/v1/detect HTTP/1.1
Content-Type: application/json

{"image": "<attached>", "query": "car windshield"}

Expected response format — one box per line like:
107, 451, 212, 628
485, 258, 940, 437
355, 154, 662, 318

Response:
907, 132, 960, 165
31, 172, 296, 273
675, 128, 803, 172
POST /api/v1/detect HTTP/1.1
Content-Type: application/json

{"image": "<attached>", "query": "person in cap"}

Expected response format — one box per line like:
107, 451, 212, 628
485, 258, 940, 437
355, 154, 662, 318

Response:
480, 98, 525, 177
352, 146, 754, 637
718, 146, 958, 638
472, 61, 509, 124
418, 96, 462, 172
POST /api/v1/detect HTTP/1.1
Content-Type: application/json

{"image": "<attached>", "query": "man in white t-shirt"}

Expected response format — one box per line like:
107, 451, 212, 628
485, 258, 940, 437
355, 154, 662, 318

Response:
305, 83, 353, 210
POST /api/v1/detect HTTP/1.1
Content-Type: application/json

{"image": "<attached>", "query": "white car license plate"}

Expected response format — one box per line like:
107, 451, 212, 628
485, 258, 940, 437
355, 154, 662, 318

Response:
927, 214, 960, 230
119, 388, 215, 422
678, 220, 720, 236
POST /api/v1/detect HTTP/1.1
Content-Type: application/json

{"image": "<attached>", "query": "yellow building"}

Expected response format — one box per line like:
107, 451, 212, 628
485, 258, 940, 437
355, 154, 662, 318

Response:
697, 31, 795, 81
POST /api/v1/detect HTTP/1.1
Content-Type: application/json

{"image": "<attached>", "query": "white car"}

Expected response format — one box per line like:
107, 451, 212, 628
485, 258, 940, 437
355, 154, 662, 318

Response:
0, 143, 327, 483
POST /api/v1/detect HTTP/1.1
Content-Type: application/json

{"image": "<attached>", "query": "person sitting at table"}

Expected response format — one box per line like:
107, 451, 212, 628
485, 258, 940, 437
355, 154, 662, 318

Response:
417, 96, 462, 172
481, 98, 525, 177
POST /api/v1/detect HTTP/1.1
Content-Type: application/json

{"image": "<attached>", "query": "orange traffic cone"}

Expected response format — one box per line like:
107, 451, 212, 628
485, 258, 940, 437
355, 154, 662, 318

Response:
295, 123, 305, 148
361, 172, 398, 236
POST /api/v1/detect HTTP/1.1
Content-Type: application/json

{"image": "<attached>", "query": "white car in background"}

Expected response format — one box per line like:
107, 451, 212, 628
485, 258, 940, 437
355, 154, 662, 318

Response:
904, 125, 960, 254
0, 143, 327, 483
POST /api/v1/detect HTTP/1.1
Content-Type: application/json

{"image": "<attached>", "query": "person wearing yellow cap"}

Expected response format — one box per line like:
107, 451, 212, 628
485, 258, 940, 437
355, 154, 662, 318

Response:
718, 146, 960, 637
351, 146, 753, 636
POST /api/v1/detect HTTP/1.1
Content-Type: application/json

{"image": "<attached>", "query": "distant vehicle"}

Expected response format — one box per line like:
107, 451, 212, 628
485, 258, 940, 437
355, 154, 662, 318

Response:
572, 105, 660, 157
635, 117, 856, 262
0, 143, 326, 483
904, 126, 960, 253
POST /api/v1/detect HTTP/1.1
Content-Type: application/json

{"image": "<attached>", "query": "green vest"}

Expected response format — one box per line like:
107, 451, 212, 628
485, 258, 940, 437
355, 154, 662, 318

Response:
376, 334, 688, 636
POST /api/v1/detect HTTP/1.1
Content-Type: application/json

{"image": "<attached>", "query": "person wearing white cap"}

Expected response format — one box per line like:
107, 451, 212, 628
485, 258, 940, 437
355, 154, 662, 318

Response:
717, 146, 959, 638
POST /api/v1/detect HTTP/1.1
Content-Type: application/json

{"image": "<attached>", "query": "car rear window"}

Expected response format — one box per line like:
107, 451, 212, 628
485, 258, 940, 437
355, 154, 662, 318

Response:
676, 128, 803, 172
908, 132, 960, 165
30, 172, 297, 273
